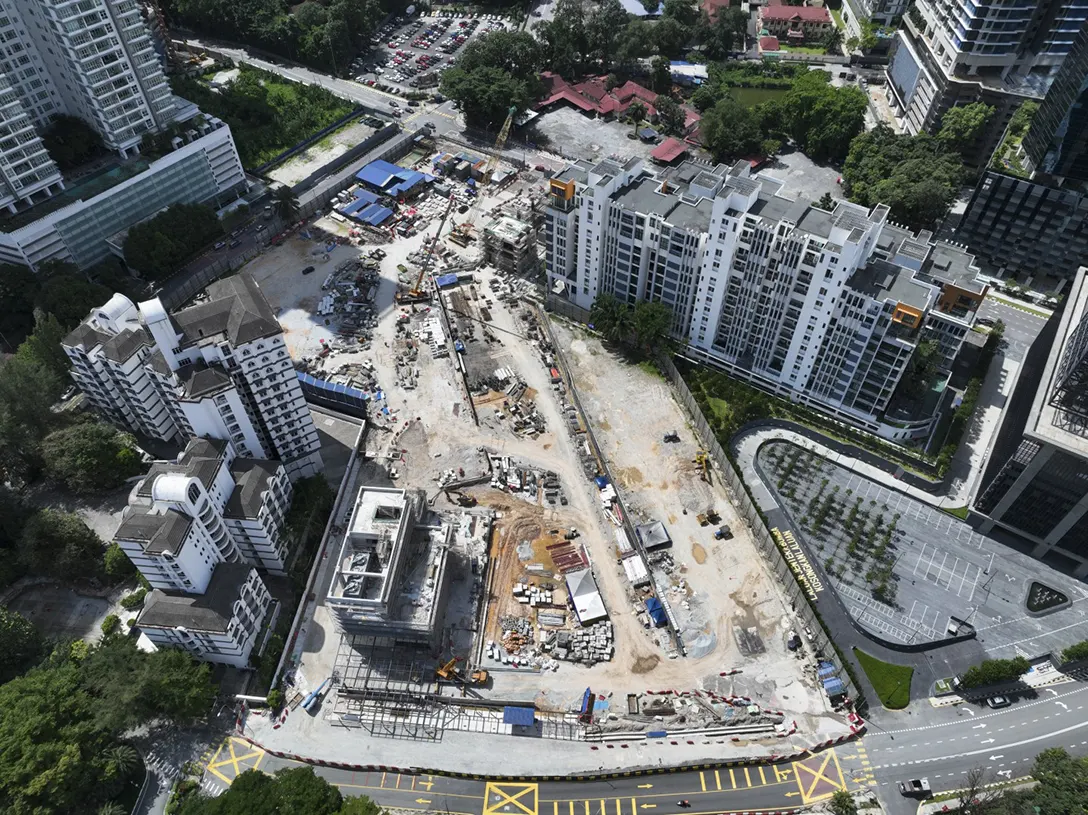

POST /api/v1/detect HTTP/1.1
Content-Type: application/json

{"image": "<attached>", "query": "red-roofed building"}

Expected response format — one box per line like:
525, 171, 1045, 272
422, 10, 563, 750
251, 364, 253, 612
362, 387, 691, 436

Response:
758, 3, 831, 42
536, 72, 701, 135
700, 0, 732, 20
650, 137, 688, 164
759, 35, 781, 51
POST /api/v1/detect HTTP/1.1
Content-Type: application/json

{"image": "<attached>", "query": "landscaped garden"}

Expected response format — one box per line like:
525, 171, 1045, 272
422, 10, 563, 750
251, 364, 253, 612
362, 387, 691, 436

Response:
853, 648, 913, 708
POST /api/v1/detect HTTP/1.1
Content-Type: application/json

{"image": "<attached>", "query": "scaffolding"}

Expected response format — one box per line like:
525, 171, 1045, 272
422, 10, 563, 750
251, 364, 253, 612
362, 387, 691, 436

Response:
482, 216, 537, 275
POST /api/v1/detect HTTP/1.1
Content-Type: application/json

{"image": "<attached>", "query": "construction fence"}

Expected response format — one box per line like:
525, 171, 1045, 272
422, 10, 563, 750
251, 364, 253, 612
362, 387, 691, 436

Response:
659, 354, 864, 707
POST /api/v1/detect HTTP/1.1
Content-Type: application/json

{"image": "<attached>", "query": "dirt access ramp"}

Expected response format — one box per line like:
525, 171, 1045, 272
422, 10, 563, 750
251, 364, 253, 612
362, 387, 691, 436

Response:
549, 319, 822, 711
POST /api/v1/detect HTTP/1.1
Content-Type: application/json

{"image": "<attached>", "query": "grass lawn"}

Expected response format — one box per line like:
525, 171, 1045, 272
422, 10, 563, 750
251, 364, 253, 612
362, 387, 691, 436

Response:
934, 677, 955, 695
781, 44, 831, 55
853, 648, 913, 708
830, 7, 845, 28
945, 505, 970, 520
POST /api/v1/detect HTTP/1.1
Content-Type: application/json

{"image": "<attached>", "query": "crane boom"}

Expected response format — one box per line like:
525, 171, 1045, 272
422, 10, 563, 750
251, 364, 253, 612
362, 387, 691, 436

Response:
396, 193, 457, 304
482, 106, 517, 184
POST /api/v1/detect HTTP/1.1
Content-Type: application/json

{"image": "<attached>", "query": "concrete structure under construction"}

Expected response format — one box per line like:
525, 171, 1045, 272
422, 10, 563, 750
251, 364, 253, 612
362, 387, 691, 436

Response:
326, 486, 452, 644
482, 216, 537, 275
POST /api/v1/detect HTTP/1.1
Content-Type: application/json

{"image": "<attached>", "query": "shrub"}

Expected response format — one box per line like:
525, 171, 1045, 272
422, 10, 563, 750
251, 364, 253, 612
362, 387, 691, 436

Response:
957, 656, 1031, 690
120, 588, 147, 610
101, 614, 120, 636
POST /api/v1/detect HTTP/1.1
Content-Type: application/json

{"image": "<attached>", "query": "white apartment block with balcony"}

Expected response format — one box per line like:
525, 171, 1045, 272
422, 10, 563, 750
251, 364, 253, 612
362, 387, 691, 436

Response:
113, 436, 286, 667
886, 0, 1088, 163
62, 274, 324, 480
545, 158, 985, 439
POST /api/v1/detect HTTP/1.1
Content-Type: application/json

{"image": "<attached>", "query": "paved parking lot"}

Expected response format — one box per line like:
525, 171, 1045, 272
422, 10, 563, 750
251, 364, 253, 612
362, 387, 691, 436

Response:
760, 441, 1088, 659
8, 585, 111, 642
527, 107, 664, 162
353, 12, 514, 100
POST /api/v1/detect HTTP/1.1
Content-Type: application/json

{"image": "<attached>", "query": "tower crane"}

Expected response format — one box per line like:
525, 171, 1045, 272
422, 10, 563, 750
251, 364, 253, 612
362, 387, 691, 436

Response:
394, 192, 457, 305
451, 106, 518, 243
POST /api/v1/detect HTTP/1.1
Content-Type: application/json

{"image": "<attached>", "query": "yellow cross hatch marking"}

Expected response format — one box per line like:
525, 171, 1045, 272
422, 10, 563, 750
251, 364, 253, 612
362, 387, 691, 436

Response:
484, 783, 539, 815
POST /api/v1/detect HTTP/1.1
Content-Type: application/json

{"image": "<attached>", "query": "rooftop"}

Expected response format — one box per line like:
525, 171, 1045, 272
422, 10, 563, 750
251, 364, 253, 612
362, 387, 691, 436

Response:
136, 436, 229, 499
115, 508, 194, 555
848, 258, 935, 311
172, 273, 281, 347
225, 458, 281, 519
139, 562, 254, 633
177, 360, 234, 400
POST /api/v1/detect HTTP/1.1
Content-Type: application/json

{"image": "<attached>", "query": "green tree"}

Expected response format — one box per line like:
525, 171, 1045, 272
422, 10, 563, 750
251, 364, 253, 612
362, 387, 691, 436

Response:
441, 67, 536, 129
273, 185, 300, 221
700, 96, 763, 161
0, 485, 29, 587
700, 6, 748, 59
1031, 748, 1088, 815
957, 656, 1031, 690
104, 543, 136, 581
614, 19, 655, 62
632, 301, 674, 352
34, 261, 112, 330
40, 115, 104, 170
1061, 639, 1088, 664
101, 613, 121, 637
41, 421, 145, 492
663, 0, 699, 27
0, 606, 42, 682
653, 17, 692, 58
0, 353, 64, 483
898, 339, 940, 401
16, 311, 70, 382
175, 766, 374, 815
829, 790, 858, 815
533, 0, 590, 76
584, 0, 630, 67
843, 124, 963, 230
628, 99, 648, 127
124, 203, 223, 280
0, 263, 41, 349
822, 26, 844, 53
589, 293, 633, 343
816, 192, 835, 210
779, 70, 867, 162
337, 797, 383, 815
938, 102, 995, 153
650, 55, 672, 93
457, 30, 542, 81
18, 508, 104, 582
653, 94, 687, 136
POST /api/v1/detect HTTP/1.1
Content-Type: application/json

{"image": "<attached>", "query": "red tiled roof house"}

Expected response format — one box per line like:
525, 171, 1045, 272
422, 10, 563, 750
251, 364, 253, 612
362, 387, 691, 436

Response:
758, 2, 832, 43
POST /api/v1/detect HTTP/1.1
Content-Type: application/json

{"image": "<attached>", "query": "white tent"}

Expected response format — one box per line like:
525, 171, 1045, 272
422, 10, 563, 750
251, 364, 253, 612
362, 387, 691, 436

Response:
565, 568, 608, 624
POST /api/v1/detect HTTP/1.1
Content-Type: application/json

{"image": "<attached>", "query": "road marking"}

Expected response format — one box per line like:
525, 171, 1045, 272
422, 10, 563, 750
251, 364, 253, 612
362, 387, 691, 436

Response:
759, 766, 767, 785
730, 769, 737, 789
714, 770, 721, 790
700, 772, 707, 792
484, 782, 538, 815
204, 737, 266, 785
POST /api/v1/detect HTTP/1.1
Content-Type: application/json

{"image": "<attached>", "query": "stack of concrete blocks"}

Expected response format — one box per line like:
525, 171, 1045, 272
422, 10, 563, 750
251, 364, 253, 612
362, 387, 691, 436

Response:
512, 582, 554, 606
548, 621, 614, 666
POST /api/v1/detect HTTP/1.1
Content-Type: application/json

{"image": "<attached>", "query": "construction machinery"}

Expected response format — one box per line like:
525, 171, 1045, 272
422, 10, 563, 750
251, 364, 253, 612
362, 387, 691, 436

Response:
663, 431, 680, 443
436, 657, 488, 689
714, 525, 733, 540
395, 193, 457, 304
693, 451, 710, 483
449, 106, 517, 243
444, 488, 477, 507
436, 657, 461, 681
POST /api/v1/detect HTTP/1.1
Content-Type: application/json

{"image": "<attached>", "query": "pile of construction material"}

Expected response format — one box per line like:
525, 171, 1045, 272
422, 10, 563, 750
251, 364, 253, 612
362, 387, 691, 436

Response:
487, 454, 565, 505
512, 581, 555, 607
496, 616, 534, 656
545, 536, 588, 574
420, 315, 448, 358
543, 621, 614, 666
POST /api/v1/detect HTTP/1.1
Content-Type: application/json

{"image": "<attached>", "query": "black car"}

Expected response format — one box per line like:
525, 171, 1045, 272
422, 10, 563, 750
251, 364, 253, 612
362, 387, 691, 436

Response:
302, 266, 316, 275
228, 239, 242, 248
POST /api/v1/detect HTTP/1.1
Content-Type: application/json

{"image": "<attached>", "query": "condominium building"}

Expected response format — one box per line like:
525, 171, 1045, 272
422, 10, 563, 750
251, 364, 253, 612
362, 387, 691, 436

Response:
326, 486, 452, 644
1023, 19, 1088, 185
0, 0, 246, 269
886, 0, 1088, 165
62, 273, 324, 480
956, 170, 1088, 278
842, 0, 907, 31
546, 158, 986, 439
977, 267, 1088, 576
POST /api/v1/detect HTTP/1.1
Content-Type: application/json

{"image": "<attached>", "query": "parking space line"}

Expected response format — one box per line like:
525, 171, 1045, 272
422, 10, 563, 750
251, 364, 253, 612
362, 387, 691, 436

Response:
913, 543, 928, 576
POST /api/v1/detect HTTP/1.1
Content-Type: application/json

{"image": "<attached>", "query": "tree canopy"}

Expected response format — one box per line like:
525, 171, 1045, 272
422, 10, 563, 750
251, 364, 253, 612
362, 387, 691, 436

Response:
40, 115, 104, 171
700, 95, 765, 161
590, 294, 674, 354
441, 30, 544, 127
176, 767, 380, 815
778, 70, 867, 162
0, 607, 43, 684
843, 124, 964, 230
957, 656, 1030, 690
42, 420, 145, 493
1031, 748, 1088, 815
123, 202, 223, 280
17, 508, 106, 583
938, 102, 995, 153
699, 7, 749, 60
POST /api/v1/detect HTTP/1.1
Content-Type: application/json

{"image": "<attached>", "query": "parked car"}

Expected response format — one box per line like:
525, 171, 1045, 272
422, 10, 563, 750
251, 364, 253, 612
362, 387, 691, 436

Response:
302, 266, 316, 275
985, 696, 1011, 709
898, 779, 931, 798
255, 224, 266, 232
228, 239, 241, 248
214, 241, 226, 250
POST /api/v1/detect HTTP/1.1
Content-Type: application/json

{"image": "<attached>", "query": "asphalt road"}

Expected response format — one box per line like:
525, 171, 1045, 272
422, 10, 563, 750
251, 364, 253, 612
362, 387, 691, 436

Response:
203, 740, 875, 814
976, 297, 1049, 363
864, 676, 1088, 815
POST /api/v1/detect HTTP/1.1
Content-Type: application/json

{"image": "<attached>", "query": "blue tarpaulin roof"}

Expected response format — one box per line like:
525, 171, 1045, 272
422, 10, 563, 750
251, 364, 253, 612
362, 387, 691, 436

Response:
353, 189, 380, 203
594, 476, 610, 489
360, 204, 393, 225
817, 661, 837, 679
823, 677, 847, 696
645, 597, 668, 627
355, 159, 434, 197
435, 273, 458, 288
503, 706, 535, 726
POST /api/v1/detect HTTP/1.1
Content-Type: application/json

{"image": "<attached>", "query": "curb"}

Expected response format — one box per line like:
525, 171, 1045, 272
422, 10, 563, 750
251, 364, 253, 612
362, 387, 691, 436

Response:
229, 724, 865, 783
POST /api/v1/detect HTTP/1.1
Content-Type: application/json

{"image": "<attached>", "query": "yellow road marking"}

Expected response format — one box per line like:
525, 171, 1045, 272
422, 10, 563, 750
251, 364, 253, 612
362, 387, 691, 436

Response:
714, 770, 721, 790
759, 767, 767, 785
744, 767, 751, 787
483, 782, 538, 815
396, 774, 401, 789
553, 803, 558, 815
700, 772, 707, 792
776, 766, 793, 782
729, 769, 737, 789
630, 798, 636, 815
382, 772, 387, 788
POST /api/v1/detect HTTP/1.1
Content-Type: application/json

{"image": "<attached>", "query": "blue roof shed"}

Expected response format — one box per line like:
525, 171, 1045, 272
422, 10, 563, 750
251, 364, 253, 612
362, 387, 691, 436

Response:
503, 706, 536, 726
645, 597, 668, 627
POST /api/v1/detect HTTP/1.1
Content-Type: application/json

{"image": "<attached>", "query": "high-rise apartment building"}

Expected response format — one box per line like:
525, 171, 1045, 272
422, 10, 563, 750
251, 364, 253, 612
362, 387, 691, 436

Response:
114, 435, 289, 667
62, 273, 324, 480
843, 0, 907, 31
1023, 19, 1088, 185
546, 158, 987, 439
886, 0, 1088, 165
0, 0, 246, 269
977, 267, 1088, 576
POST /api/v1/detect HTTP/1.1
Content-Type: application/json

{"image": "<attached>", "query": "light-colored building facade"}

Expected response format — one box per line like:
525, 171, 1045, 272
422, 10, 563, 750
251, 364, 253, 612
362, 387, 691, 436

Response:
758, 4, 833, 43
546, 158, 986, 439
886, 0, 1088, 166
326, 486, 452, 644
62, 274, 324, 480
114, 435, 288, 667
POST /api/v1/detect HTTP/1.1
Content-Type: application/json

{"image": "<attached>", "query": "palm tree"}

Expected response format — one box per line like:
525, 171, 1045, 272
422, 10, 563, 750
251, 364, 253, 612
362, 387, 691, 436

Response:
273, 185, 300, 221
628, 100, 647, 134
104, 744, 140, 778
97, 803, 127, 815
589, 293, 632, 343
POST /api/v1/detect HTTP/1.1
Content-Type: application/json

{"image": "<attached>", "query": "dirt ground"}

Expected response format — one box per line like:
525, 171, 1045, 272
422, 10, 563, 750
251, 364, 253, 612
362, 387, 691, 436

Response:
267, 120, 381, 187
549, 321, 827, 717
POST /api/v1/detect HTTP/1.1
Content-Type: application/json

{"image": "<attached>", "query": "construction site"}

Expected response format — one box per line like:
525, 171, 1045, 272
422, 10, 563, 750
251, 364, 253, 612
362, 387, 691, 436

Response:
235, 112, 855, 770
